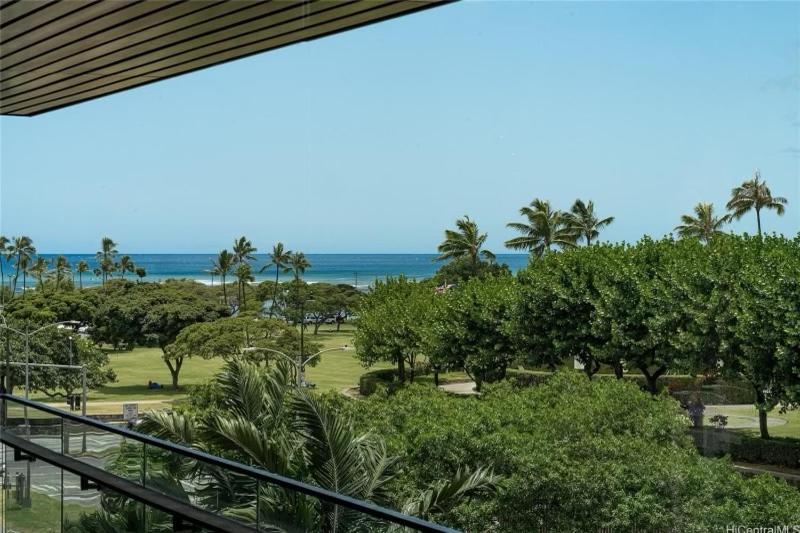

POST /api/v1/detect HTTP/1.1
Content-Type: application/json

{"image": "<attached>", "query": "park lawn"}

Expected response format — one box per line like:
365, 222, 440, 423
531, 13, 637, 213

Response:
302, 324, 392, 392
706, 404, 800, 439
35, 323, 388, 414
3, 491, 86, 533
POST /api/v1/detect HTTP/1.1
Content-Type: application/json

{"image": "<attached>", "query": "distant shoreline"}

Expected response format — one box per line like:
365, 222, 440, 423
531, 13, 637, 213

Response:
2, 253, 531, 290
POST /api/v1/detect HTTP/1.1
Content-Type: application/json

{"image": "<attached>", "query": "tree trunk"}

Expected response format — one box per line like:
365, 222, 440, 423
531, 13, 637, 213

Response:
613, 361, 624, 379
271, 269, 280, 318
756, 207, 762, 238
164, 356, 183, 389
640, 365, 666, 394
582, 356, 600, 379
12, 256, 20, 294
222, 276, 227, 305
397, 357, 406, 382
755, 388, 770, 439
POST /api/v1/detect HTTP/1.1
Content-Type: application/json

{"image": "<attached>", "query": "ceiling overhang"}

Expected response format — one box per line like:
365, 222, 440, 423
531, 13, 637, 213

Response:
0, 0, 451, 116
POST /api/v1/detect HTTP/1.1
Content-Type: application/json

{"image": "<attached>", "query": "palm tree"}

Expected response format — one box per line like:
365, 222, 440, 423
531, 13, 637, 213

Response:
76, 260, 89, 289
726, 170, 789, 237
52, 255, 71, 291
436, 216, 495, 266
674, 202, 730, 243
206, 267, 217, 286
133, 359, 497, 531
0, 235, 8, 301
29, 257, 48, 292
6, 236, 36, 295
119, 255, 135, 279
260, 242, 293, 317
135, 267, 147, 282
212, 249, 235, 305
98, 257, 115, 288
288, 251, 311, 282
96, 236, 118, 285
19, 255, 32, 297
235, 263, 255, 308
566, 199, 614, 245
505, 199, 576, 257
232, 236, 257, 305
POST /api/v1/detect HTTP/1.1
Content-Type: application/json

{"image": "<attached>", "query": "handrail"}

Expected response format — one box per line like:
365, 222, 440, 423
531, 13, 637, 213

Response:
0, 393, 458, 533
0, 431, 254, 533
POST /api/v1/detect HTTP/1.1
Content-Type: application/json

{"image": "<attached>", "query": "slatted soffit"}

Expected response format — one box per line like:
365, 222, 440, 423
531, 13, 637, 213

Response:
0, 0, 450, 116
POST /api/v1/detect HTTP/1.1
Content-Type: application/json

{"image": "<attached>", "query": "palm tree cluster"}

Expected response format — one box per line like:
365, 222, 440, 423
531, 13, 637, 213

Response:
0, 235, 147, 299
92, 236, 143, 286
505, 198, 613, 257
435, 200, 614, 269
0, 235, 81, 299
437, 169, 788, 266
675, 170, 789, 242
211, 238, 311, 310
93, 358, 497, 532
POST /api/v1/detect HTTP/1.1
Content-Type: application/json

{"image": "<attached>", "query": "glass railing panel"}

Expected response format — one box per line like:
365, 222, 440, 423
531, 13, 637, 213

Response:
142, 442, 259, 529
2, 442, 63, 533
3, 398, 62, 452
62, 469, 159, 533
62, 419, 145, 485
0, 397, 447, 532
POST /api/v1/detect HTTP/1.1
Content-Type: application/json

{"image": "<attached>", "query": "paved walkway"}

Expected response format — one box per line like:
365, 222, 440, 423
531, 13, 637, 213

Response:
438, 381, 478, 395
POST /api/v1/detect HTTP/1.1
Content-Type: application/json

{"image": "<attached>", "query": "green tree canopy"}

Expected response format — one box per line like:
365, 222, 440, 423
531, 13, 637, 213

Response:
428, 275, 516, 390
90, 280, 228, 388
346, 373, 800, 531
354, 277, 435, 382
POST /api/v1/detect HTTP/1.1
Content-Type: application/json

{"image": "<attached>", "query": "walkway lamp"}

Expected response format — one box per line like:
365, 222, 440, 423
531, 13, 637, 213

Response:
242, 345, 352, 387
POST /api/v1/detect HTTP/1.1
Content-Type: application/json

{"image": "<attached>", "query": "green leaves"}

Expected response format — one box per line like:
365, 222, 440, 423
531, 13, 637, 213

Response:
354, 277, 435, 380
428, 275, 516, 389
348, 373, 800, 531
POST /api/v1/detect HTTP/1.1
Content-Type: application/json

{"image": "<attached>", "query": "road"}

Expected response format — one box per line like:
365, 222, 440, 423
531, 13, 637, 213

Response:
3, 427, 134, 507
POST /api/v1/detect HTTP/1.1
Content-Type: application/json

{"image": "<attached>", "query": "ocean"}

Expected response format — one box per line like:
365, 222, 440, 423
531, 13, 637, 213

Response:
1, 254, 530, 290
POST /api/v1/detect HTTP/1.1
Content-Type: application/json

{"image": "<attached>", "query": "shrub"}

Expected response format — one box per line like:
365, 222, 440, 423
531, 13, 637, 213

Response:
347, 371, 800, 531
690, 428, 800, 469
359, 368, 401, 396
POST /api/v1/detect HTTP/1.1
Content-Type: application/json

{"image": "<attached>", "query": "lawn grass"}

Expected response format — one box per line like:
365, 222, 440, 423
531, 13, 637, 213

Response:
2, 491, 86, 533
705, 404, 800, 439
34, 323, 388, 414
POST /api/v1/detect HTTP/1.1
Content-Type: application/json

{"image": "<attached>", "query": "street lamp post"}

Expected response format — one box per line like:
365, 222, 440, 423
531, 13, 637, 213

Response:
242, 345, 352, 387
0, 320, 82, 400
0, 317, 81, 508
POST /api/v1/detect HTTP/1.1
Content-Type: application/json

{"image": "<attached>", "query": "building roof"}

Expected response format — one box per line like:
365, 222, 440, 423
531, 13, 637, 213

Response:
0, 0, 450, 116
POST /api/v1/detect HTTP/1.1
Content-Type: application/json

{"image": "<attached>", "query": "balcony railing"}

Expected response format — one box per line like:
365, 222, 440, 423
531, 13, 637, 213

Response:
0, 394, 457, 532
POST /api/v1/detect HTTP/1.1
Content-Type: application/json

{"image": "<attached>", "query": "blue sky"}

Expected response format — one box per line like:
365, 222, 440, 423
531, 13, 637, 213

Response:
1, 1, 798, 253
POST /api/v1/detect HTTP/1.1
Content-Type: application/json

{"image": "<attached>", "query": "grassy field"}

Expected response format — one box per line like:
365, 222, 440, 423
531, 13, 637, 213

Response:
705, 404, 800, 439
2, 491, 87, 533
27, 322, 800, 439
34, 324, 390, 414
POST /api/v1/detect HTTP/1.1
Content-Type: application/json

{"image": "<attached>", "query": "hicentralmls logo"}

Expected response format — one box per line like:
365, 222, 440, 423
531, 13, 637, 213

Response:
726, 527, 800, 533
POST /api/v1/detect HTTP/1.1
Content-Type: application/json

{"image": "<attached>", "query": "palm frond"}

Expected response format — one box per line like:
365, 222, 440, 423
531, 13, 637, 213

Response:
401, 466, 500, 520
